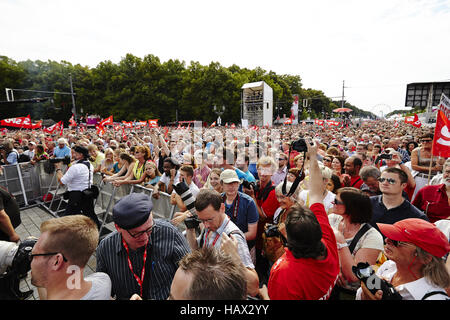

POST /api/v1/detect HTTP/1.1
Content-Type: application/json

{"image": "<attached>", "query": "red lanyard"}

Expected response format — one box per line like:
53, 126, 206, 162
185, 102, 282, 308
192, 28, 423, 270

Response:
121, 237, 148, 297
223, 194, 240, 219
203, 218, 230, 248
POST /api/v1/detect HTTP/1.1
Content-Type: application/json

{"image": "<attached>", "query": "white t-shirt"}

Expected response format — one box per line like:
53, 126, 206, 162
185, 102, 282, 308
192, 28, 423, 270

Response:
299, 190, 336, 213
188, 181, 200, 198
81, 272, 112, 300
60, 161, 93, 191
159, 171, 181, 189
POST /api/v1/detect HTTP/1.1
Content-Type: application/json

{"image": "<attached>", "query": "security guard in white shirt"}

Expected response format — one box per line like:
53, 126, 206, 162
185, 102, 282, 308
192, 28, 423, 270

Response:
54, 146, 101, 229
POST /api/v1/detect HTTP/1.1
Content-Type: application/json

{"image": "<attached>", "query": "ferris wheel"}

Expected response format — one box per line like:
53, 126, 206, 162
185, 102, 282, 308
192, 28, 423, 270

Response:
370, 103, 393, 118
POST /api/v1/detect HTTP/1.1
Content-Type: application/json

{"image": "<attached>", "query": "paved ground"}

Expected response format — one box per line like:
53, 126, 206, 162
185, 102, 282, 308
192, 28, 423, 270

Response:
15, 205, 98, 300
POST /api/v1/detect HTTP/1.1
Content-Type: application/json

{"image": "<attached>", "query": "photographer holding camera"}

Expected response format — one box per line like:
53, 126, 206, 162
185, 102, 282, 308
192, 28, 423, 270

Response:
357, 218, 450, 300
54, 145, 101, 229
185, 189, 260, 297
267, 138, 340, 300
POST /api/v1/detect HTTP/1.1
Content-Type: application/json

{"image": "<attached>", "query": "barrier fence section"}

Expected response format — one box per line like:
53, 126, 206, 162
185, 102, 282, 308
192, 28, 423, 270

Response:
0, 161, 182, 236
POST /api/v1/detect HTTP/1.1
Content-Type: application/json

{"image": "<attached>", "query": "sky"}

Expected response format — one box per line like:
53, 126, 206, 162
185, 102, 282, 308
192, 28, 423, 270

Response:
2, 0, 450, 118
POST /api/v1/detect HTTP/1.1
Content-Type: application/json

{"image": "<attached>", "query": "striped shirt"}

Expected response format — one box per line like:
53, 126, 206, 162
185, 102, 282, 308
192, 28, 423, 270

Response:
96, 219, 190, 300
198, 215, 255, 269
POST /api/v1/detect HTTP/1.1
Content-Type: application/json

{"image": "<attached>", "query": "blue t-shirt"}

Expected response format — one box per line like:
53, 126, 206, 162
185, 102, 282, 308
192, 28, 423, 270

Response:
248, 163, 259, 180
53, 145, 72, 158
6, 150, 18, 164
222, 191, 259, 234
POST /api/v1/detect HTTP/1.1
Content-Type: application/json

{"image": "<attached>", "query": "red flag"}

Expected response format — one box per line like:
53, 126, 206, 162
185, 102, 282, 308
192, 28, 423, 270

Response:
314, 119, 324, 126
31, 120, 42, 129
122, 127, 127, 141
59, 122, 64, 136
231, 123, 236, 129
43, 121, 62, 134
432, 94, 450, 157
100, 115, 113, 126
284, 118, 292, 125
69, 114, 77, 127
412, 114, 422, 128
148, 119, 159, 128
122, 121, 133, 128
405, 113, 421, 126
96, 124, 106, 136
1, 116, 32, 128
210, 121, 216, 128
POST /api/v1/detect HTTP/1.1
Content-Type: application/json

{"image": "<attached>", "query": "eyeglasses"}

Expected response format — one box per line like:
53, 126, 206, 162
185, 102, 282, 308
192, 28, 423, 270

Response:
199, 217, 215, 224
29, 252, 68, 262
378, 177, 397, 184
127, 222, 154, 238
331, 199, 344, 205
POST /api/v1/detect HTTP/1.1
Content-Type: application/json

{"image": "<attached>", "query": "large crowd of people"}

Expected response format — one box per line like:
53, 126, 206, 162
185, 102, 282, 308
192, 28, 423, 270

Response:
0, 117, 449, 301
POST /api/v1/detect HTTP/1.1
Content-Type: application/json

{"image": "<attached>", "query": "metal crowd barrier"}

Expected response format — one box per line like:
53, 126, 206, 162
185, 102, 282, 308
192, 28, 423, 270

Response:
0, 161, 182, 238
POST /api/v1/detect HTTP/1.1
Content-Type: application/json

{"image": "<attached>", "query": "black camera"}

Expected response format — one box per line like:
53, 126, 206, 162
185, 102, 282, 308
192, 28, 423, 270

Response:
291, 138, 308, 153
49, 156, 71, 165
379, 153, 392, 160
352, 262, 402, 300
264, 224, 281, 238
242, 180, 259, 192
0, 237, 37, 300
184, 216, 202, 229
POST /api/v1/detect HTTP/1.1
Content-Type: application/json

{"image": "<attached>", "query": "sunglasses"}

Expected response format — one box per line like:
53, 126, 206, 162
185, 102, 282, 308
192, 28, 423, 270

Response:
378, 177, 397, 184
331, 199, 344, 205
29, 252, 68, 262
420, 139, 432, 143
386, 238, 412, 248
323, 158, 332, 162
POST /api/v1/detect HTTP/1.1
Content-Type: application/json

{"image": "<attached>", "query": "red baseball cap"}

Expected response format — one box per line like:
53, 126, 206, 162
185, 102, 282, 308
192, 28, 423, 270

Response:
377, 218, 450, 258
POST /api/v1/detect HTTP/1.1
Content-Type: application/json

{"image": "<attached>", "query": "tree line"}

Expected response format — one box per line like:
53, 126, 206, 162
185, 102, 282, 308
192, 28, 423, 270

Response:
0, 54, 375, 125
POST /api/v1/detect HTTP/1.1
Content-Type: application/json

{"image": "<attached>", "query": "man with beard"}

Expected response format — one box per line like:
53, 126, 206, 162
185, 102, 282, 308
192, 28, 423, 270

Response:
341, 156, 364, 189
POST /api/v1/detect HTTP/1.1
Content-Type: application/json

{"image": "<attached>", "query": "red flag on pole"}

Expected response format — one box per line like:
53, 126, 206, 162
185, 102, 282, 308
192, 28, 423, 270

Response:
432, 94, 450, 158
100, 115, 113, 126
69, 114, 77, 127
43, 121, 62, 134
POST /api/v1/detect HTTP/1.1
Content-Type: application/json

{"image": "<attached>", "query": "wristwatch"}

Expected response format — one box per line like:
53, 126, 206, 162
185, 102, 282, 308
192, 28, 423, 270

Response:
337, 242, 349, 250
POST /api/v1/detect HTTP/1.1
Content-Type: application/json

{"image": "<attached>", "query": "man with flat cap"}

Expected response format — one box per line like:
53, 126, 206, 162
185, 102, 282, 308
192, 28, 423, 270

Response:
96, 192, 190, 300
54, 145, 101, 229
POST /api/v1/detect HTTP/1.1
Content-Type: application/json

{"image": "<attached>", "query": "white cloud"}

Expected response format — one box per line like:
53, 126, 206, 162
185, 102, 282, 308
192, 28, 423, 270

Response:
1, 0, 449, 117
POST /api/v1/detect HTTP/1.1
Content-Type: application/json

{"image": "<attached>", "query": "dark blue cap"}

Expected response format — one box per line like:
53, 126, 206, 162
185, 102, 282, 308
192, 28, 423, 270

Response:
112, 193, 153, 230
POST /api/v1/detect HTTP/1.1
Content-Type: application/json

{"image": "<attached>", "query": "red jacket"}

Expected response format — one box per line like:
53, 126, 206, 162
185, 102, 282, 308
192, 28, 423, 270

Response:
412, 184, 450, 223
268, 203, 340, 300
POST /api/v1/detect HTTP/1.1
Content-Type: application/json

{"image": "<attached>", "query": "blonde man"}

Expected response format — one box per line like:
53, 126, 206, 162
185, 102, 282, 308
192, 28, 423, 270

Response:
30, 215, 111, 300
242, 156, 280, 285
